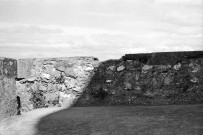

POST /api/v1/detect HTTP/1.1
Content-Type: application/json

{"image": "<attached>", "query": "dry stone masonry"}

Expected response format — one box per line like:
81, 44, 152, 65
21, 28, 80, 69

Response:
0, 51, 203, 120
74, 51, 203, 106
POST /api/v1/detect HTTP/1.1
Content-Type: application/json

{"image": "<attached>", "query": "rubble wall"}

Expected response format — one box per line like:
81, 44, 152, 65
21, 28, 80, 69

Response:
0, 58, 18, 121
74, 51, 203, 106
16, 57, 99, 112
1, 51, 203, 118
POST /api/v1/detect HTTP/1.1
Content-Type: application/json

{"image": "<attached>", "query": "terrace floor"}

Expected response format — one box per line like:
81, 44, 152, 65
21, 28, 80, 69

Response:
0, 104, 202, 135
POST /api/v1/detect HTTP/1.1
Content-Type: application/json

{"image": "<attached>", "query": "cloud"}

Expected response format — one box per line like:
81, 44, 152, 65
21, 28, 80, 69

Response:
0, 23, 203, 60
0, 25, 63, 34
0, 0, 202, 60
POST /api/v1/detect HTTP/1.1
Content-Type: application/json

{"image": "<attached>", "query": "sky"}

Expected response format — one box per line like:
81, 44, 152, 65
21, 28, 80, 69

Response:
0, 0, 202, 60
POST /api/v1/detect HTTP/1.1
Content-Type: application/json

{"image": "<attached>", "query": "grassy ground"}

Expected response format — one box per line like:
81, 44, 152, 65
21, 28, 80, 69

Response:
0, 104, 202, 135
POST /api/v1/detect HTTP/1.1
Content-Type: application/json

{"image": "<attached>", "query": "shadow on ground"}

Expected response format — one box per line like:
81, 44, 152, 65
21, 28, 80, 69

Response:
34, 104, 203, 135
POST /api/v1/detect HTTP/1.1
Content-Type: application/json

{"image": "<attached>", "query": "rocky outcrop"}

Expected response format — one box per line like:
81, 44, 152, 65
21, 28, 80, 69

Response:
75, 51, 203, 106
16, 57, 99, 112
0, 58, 18, 121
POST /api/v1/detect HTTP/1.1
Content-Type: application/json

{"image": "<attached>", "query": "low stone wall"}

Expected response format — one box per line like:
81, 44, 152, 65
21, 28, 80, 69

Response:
1, 51, 203, 120
16, 57, 99, 112
0, 58, 18, 121
74, 51, 203, 106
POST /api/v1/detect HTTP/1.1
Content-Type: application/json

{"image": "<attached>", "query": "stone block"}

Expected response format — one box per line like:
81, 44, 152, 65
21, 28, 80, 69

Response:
117, 65, 125, 71
17, 59, 34, 78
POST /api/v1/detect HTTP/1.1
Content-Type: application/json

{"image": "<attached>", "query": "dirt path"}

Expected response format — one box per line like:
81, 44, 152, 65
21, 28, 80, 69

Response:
0, 107, 64, 135
0, 105, 202, 135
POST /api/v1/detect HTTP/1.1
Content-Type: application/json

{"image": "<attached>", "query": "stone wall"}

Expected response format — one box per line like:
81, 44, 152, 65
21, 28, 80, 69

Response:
1, 51, 203, 120
74, 51, 203, 106
16, 57, 99, 112
0, 58, 18, 121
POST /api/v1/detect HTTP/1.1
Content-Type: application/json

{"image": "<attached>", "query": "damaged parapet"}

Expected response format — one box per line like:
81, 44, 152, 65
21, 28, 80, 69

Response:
0, 58, 18, 121
16, 57, 99, 112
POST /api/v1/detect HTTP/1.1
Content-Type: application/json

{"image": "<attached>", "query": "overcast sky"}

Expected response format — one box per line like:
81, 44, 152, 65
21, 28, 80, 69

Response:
0, 0, 202, 60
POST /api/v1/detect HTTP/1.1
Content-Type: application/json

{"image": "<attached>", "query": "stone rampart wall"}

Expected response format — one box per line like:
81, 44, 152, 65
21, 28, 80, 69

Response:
74, 51, 203, 106
1, 51, 203, 120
